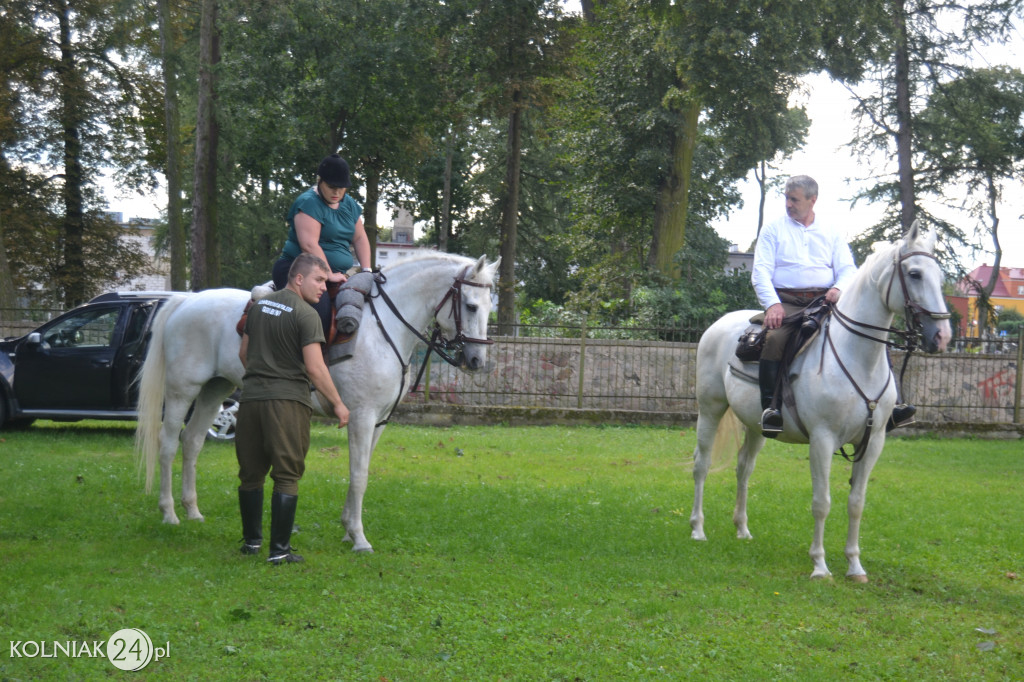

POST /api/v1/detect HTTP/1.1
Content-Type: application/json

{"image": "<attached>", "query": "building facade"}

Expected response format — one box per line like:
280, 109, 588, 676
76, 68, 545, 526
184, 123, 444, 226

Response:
948, 264, 1024, 337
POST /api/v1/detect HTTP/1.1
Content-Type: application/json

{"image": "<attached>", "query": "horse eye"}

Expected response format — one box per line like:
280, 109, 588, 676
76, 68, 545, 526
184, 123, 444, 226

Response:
908, 269, 922, 280
466, 303, 479, 313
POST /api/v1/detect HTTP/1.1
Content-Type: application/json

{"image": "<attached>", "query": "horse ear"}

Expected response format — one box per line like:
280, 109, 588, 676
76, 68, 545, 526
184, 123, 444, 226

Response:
475, 254, 500, 283
903, 218, 936, 252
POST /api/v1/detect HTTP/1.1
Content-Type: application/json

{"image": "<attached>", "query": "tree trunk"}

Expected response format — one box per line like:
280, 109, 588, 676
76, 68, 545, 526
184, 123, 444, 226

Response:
158, 0, 186, 290
0, 212, 15, 310
892, 0, 916, 232
497, 91, 523, 336
363, 161, 381, 268
755, 159, 768, 240
975, 172, 1002, 335
57, 1, 86, 307
650, 97, 699, 278
190, 0, 219, 291
440, 130, 452, 253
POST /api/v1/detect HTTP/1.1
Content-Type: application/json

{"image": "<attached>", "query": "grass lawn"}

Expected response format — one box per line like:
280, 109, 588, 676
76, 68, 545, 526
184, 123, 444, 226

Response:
1, 421, 1021, 680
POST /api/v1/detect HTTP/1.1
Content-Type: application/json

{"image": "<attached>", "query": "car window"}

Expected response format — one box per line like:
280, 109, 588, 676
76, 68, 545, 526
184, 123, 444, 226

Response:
43, 308, 121, 349
124, 306, 149, 345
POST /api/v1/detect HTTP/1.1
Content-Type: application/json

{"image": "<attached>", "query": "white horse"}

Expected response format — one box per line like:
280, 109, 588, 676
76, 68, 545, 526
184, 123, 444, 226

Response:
689, 221, 951, 581
135, 252, 499, 553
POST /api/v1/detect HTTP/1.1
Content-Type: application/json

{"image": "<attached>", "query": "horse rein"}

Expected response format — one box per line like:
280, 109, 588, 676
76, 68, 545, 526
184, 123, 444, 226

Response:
817, 248, 949, 462
366, 265, 494, 426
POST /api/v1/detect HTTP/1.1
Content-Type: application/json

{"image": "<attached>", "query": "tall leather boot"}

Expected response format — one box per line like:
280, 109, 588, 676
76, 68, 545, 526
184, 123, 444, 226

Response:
267, 492, 304, 564
238, 487, 263, 555
759, 359, 783, 437
887, 403, 917, 432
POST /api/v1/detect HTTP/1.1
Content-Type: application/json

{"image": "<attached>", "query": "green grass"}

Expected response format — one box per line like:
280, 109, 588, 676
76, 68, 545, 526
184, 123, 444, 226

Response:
1, 422, 1022, 680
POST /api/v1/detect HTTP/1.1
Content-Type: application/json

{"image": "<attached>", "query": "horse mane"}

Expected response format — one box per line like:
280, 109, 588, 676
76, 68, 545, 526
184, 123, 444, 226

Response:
380, 250, 495, 285
855, 240, 900, 290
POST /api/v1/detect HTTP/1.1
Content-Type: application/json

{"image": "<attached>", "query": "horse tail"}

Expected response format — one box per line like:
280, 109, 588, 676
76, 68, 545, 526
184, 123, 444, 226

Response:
135, 294, 188, 493
710, 407, 744, 471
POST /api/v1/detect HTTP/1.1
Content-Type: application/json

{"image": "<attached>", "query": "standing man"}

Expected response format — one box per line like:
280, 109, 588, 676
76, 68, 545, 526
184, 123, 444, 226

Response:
751, 175, 857, 436
236, 253, 349, 564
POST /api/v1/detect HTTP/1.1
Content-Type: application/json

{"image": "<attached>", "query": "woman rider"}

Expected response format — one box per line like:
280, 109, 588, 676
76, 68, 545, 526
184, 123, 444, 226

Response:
272, 153, 372, 336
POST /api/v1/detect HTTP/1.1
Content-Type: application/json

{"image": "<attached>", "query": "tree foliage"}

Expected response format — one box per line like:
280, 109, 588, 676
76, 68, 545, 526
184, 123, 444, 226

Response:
2, 0, 1022, 328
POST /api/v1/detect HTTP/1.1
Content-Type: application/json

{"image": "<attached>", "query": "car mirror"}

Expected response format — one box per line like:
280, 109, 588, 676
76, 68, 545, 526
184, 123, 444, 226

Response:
26, 332, 42, 345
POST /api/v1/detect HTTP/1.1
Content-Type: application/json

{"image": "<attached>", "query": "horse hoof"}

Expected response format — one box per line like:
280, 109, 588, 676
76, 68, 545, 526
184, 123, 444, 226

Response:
810, 572, 833, 581
847, 574, 869, 584
690, 531, 707, 541
353, 546, 374, 554
162, 514, 180, 525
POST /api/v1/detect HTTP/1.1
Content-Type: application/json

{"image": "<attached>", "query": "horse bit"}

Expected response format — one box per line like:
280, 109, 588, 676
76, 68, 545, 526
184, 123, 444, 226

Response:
366, 265, 494, 426
819, 248, 950, 462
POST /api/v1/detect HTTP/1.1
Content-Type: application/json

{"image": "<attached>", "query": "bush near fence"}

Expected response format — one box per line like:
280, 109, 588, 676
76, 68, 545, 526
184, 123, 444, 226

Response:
401, 323, 1023, 434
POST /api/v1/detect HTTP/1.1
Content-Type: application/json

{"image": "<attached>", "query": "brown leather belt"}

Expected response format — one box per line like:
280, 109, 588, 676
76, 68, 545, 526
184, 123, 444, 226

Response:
776, 288, 827, 301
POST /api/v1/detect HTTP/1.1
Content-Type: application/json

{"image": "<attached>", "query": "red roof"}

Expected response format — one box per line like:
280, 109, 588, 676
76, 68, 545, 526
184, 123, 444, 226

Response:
954, 264, 1024, 299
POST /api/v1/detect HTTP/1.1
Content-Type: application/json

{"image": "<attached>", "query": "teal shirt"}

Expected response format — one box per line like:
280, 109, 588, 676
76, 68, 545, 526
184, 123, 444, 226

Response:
281, 187, 363, 272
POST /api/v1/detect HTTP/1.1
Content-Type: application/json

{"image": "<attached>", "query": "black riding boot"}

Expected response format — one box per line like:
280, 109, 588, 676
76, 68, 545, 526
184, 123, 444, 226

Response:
887, 403, 917, 432
759, 359, 783, 437
238, 487, 263, 555
267, 492, 304, 565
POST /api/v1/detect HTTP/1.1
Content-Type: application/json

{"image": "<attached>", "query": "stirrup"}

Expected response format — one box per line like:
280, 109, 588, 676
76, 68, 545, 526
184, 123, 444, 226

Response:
760, 408, 783, 438
886, 404, 916, 432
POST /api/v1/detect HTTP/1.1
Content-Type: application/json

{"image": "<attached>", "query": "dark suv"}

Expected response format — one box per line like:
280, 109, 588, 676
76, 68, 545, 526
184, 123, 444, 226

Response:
0, 291, 238, 440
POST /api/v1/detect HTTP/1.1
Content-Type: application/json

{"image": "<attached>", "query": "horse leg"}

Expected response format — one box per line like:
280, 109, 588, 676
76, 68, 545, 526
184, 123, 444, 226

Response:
177, 384, 230, 522
692, 401, 733, 540
689, 409, 720, 541
808, 439, 835, 579
844, 438, 885, 582
341, 415, 381, 553
733, 425, 765, 540
157, 399, 191, 525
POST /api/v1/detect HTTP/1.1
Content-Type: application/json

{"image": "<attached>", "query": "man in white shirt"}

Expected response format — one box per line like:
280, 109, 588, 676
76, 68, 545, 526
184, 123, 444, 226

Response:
751, 175, 856, 436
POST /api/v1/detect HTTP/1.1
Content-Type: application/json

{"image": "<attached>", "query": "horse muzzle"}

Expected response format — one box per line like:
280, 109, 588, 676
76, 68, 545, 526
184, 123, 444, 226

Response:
921, 317, 952, 353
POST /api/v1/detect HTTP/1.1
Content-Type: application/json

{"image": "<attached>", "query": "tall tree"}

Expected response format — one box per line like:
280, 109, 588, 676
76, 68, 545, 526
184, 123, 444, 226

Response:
638, 0, 826, 278
2, 0, 152, 306
845, 0, 1022, 247
190, 0, 220, 290
469, 0, 566, 334
916, 66, 1024, 332
157, 0, 187, 290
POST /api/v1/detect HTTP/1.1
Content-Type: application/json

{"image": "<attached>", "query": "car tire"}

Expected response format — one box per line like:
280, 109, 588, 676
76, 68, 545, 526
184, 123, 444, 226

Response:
207, 396, 239, 442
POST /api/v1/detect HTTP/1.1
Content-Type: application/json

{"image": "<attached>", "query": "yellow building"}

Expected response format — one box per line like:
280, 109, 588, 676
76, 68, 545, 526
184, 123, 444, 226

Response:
949, 264, 1024, 337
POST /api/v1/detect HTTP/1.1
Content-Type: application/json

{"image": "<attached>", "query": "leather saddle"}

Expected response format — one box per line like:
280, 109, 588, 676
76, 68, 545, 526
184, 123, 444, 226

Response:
735, 297, 830, 366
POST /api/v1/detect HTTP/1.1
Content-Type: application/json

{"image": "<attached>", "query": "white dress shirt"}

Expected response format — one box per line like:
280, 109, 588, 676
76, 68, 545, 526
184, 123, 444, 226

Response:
752, 214, 857, 309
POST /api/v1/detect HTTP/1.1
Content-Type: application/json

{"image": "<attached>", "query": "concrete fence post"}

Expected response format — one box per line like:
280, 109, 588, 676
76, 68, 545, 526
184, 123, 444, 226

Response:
1015, 327, 1023, 425
578, 313, 588, 409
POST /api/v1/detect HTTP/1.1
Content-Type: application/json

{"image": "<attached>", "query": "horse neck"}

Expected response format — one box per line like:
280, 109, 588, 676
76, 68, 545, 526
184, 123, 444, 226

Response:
830, 251, 897, 369
375, 259, 464, 355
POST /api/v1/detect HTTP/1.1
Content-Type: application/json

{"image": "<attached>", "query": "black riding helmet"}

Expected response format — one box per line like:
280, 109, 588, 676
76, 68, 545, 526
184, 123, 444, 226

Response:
317, 153, 351, 188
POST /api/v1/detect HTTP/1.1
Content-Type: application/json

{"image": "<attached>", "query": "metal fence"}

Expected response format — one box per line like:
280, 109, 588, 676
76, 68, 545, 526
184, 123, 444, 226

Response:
0, 308, 65, 339
406, 323, 1024, 427
4, 307, 1021, 427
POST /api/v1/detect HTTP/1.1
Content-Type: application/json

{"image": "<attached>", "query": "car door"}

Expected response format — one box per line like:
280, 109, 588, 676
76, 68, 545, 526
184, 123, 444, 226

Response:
13, 304, 125, 410
110, 301, 162, 409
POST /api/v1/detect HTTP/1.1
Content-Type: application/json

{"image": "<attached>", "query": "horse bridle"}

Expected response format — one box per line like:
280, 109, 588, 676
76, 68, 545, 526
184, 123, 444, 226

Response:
812, 248, 949, 462
831, 248, 951, 353
366, 265, 494, 425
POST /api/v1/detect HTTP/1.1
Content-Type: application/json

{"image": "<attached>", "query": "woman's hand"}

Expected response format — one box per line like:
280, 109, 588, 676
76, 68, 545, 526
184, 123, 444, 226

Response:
328, 271, 347, 284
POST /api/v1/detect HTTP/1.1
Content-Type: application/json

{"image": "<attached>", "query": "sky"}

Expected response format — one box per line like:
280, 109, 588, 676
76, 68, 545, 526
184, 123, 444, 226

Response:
106, 4, 1024, 273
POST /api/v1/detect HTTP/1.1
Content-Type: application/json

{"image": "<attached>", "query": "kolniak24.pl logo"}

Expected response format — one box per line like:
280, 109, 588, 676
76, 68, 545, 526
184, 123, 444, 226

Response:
9, 628, 169, 671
